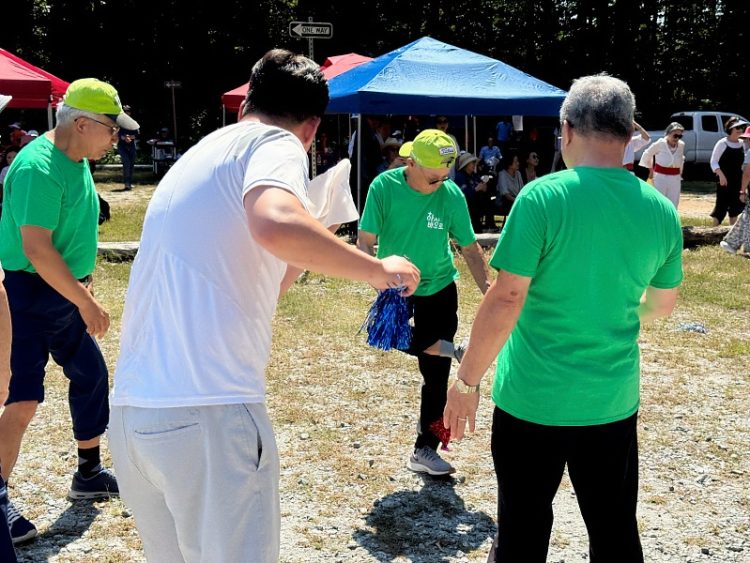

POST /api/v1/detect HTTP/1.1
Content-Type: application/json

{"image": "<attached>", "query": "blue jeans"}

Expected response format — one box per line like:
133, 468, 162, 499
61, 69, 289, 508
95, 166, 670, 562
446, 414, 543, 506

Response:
118, 145, 136, 186
4, 270, 110, 440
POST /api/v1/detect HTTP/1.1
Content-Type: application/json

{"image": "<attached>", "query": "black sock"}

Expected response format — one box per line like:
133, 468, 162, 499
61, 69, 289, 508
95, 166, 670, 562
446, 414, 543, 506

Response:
78, 446, 102, 479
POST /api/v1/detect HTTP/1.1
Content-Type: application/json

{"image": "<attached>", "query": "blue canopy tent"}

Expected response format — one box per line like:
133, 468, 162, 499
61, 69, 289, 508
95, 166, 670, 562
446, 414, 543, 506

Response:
327, 37, 567, 116
325, 37, 568, 211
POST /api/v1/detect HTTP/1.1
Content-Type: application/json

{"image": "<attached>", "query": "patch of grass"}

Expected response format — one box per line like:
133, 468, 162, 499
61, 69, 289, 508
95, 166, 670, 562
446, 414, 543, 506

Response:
98, 201, 149, 242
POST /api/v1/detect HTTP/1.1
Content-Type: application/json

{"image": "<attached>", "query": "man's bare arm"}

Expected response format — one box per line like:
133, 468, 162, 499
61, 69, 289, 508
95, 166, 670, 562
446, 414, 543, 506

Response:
245, 187, 419, 295
21, 226, 109, 338
639, 286, 679, 323
461, 242, 492, 295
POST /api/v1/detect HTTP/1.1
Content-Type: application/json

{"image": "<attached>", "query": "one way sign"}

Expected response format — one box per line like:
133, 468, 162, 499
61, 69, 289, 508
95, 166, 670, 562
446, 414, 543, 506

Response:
289, 21, 333, 39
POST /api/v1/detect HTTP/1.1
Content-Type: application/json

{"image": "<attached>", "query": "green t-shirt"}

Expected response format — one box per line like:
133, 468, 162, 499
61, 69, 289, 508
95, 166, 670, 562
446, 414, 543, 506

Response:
0, 135, 100, 279
359, 167, 476, 296
490, 167, 683, 426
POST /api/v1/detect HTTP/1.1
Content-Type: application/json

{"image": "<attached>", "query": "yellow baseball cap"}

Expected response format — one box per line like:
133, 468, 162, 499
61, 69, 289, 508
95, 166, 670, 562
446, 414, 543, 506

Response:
399, 129, 458, 169
63, 78, 140, 130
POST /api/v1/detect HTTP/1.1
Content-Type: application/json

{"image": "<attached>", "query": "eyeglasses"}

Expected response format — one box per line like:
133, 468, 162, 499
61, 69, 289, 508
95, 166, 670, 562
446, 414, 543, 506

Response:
77, 116, 119, 135
416, 164, 449, 186
671, 134, 683, 139
529, 154, 539, 159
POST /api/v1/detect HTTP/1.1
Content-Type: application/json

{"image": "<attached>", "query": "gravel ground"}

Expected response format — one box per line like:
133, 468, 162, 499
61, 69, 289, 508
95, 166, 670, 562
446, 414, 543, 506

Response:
8, 189, 750, 562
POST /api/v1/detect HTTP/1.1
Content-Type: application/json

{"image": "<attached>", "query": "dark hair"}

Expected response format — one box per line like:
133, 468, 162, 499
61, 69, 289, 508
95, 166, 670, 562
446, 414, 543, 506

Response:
500, 151, 519, 171
724, 116, 744, 133
243, 49, 328, 123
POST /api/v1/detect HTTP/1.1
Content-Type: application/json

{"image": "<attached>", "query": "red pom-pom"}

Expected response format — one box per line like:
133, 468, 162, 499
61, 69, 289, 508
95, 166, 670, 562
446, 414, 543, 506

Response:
429, 418, 451, 450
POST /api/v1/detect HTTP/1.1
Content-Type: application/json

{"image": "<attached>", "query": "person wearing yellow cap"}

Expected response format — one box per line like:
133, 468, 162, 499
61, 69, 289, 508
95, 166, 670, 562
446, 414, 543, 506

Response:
0, 77, 137, 544
358, 129, 492, 476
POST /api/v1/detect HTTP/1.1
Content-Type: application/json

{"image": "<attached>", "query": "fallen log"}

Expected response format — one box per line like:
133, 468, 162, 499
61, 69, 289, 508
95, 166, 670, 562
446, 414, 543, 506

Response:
681, 225, 730, 248
476, 226, 732, 250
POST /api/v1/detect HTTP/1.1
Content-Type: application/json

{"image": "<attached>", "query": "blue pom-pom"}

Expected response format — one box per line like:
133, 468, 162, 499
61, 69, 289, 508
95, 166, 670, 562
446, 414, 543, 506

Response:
360, 288, 413, 351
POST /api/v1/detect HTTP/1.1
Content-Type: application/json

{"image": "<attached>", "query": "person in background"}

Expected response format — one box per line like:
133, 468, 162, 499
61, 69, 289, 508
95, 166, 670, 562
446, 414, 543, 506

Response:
622, 121, 650, 172
720, 126, 750, 254
376, 137, 405, 174
358, 129, 491, 477
7, 124, 25, 148
638, 122, 685, 208
117, 105, 139, 190
108, 49, 419, 562
444, 73, 682, 563
454, 152, 490, 233
18, 130, 39, 149
435, 115, 459, 151
520, 150, 540, 184
0, 78, 137, 545
0, 149, 17, 187
479, 137, 502, 169
496, 152, 524, 216
495, 117, 513, 154
709, 116, 749, 226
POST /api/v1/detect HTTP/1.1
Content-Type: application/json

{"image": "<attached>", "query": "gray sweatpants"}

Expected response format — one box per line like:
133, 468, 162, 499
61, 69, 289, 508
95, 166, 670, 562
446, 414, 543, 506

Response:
109, 403, 280, 562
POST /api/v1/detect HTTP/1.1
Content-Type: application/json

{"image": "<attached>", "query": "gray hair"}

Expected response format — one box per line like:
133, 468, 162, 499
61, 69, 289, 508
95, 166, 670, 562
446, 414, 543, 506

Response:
665, 122, 684, 135
55, 104, 105, 127
559, 74, 635, 141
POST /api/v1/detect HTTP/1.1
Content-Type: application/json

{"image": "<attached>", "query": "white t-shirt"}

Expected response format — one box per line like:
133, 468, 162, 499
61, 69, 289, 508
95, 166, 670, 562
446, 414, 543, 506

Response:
111, 121, 311, 408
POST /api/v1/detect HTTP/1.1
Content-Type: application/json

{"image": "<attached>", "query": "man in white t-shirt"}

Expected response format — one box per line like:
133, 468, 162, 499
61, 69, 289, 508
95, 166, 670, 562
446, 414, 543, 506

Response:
108, 49, 420, 563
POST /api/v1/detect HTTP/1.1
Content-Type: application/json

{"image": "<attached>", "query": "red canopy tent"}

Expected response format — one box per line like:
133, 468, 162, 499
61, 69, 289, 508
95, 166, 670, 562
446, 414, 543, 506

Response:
0, 48, 70, 128
221, 53, 372, 115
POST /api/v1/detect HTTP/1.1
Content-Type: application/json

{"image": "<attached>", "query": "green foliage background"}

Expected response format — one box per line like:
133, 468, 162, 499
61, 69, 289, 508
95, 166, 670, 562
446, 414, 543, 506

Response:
3, 0, 749, 147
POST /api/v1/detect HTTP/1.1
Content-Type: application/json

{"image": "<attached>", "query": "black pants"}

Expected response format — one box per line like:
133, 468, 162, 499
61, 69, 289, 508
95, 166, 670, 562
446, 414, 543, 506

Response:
405, 282, 458, 450
487, 408, 643, 563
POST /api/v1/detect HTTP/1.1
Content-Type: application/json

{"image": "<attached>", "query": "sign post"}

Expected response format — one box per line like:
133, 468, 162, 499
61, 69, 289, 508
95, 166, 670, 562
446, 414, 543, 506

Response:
288, 18, 333, 177
164, 80, 182, 144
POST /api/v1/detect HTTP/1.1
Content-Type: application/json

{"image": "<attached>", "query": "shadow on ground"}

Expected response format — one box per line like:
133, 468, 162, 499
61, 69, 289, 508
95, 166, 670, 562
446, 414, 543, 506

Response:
353, 475, 496, 562
15, 500, 100, 562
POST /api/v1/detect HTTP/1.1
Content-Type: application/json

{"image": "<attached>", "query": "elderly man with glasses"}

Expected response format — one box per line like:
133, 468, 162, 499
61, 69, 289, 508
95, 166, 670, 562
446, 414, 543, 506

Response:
0, 78, 137, 544
357, 129, 492, 476
638, 121, 686, 208
445, 74, 683, 562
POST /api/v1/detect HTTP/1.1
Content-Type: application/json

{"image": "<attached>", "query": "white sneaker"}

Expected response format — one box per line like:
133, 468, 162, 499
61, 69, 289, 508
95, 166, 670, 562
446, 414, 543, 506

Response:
720, 241, 737, 254
407, 446, 456, 476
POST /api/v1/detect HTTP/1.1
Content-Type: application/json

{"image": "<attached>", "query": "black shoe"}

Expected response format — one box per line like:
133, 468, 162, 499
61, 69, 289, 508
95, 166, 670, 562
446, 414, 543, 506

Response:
68, 468, 119, 500
7, 501, 37, 545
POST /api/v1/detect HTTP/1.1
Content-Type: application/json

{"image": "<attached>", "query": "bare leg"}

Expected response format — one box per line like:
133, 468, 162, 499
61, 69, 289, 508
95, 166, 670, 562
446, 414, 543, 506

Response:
0, 401, 38, 481
78, 437, 101, 449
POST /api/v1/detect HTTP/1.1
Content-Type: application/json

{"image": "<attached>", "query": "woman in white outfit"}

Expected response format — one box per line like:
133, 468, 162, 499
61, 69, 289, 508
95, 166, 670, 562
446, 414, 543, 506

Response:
638, 122, 685, 208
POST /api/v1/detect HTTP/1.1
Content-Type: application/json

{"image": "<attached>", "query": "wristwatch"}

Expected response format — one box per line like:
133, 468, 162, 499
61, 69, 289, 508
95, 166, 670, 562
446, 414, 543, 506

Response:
454, 376, 480, 394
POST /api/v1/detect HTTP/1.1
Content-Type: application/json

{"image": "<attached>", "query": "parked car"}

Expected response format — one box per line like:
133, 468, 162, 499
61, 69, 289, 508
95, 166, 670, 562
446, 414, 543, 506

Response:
635, 111, 750, 169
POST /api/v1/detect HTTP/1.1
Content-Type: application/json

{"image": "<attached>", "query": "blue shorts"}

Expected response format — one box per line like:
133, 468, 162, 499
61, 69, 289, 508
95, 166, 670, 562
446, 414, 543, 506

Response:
4, 270, 110, 441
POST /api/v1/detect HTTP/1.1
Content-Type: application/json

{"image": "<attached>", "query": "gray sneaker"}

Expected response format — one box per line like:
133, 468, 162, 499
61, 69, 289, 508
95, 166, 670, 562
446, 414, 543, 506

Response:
720, 241, 737, 254
407, 446, 456, 476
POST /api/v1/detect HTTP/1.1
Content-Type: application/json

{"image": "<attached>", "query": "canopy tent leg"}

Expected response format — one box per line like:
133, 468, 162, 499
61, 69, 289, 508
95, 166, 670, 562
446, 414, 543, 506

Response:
47, 102, 53, 129
464, 115, 469, 153
356, 113, 362, 216
473, 116, 477, 156
222, 105, 226, 127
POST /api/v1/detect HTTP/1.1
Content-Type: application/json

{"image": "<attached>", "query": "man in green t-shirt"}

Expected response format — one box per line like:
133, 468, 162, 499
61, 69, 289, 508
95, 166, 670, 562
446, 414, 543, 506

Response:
444, 75, 683, 562
358, 129, 491, 476
0, 79, 139, 544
